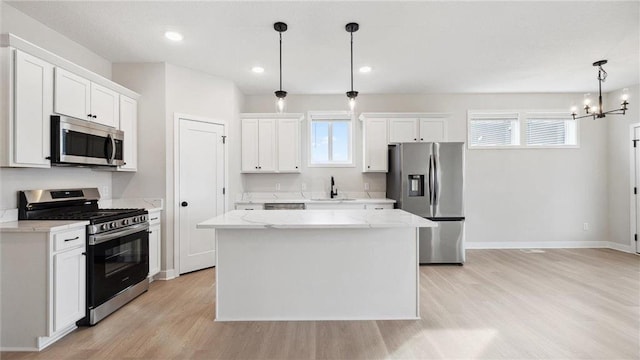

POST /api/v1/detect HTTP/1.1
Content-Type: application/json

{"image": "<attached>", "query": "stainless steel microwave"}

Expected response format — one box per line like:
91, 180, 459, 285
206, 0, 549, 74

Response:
51, 115, 124, 167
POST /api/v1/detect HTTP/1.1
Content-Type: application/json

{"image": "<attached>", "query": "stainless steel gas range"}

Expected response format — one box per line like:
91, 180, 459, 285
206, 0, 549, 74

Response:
18, 188, 149, 325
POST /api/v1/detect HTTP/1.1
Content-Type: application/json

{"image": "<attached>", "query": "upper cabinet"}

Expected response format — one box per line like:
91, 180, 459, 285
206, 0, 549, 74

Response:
388, 116, 448, 143
1, 34, 140, 169
0, 49, 53, 168
54, 68, 119, 128
360, 113, 449, 173
362, 117, 388, 172
240, 113, 303, 174
118, 95, 138, 171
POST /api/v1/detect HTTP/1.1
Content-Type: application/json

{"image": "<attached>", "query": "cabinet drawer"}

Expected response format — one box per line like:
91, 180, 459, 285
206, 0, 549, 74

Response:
365, 204, 394, 210
53, 228, 85, 251
148, 211, 161, 225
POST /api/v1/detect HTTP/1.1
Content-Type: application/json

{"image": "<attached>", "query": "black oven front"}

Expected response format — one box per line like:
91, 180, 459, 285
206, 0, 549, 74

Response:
86, 222, 149, 325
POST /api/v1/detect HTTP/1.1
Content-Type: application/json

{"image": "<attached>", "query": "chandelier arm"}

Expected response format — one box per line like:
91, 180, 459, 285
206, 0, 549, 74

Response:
279, 31, 283, 92
350, 31, 354, 92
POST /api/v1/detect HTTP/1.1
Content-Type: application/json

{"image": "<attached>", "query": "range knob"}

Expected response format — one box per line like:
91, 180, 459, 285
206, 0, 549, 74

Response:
101, 224, 108, 231
110, 222, 116, 229
122, 219, 129, 226
141, 215, 146, 222
132, 217, 138, 223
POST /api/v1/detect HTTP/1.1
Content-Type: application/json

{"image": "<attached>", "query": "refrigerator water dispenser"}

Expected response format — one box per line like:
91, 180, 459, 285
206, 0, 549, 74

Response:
408, 175, 424, 197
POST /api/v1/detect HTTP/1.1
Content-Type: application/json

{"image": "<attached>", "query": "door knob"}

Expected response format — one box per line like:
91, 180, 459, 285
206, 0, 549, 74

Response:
181, 201, 188, 207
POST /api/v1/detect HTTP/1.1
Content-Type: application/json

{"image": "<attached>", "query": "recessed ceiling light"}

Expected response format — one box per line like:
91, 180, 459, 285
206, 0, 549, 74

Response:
359, 66, 372, 73
165, 31, 183, 42
251, 66, 265, 74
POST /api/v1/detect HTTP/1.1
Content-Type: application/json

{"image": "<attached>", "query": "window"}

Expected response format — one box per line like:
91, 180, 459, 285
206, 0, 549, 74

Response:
525, 113, 577, 147
468, 113, 520, 147
468, 110, 578, 149
308, 111, 353, 166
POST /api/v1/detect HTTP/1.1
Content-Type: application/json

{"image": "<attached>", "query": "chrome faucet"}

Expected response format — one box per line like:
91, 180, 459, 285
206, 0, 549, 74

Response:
330, 176, 338, 199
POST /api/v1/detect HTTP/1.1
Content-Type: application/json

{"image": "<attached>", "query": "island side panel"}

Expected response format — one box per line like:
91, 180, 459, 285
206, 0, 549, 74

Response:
215, 227, 418, 321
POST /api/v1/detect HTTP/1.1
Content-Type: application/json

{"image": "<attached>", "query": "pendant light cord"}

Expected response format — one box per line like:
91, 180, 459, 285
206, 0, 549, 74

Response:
279, 31, 283, 92
350, 31, 354, 92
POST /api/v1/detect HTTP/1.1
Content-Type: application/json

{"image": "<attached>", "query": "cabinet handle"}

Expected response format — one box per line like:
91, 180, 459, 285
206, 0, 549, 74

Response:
64, 236, 80, 242
93, 115, 97, 118
368, 165, 371, 168
375, 207, 383, 210
181, 201, 188, 207
87, 114, 93, 118
82, 252, 86, 256
414, 138, 417, 141
150, 217, 158, 220
295, 166, 298, 169
420, 138, 423, 141
148, 231, 153, 234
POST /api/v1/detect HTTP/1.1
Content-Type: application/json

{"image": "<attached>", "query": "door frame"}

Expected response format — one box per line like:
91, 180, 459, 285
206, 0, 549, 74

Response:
173, 113, 227, 277
629, 122, 640, 254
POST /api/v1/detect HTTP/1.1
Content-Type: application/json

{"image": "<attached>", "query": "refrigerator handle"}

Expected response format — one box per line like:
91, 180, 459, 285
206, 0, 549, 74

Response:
433, 152, 438, 205
428, 155, 434, 205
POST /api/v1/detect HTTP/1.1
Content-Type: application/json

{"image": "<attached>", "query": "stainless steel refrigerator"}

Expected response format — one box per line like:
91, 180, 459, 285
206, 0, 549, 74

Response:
387, 142, 465, 264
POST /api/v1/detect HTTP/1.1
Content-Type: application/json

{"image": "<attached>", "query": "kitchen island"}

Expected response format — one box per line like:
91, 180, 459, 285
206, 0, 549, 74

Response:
197, 209, 435, 321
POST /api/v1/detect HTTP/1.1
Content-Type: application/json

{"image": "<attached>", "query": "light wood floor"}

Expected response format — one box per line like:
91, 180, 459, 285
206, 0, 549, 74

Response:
2, 249, 639, 359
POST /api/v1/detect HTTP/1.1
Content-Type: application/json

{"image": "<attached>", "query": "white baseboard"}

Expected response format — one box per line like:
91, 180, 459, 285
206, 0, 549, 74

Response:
465, 241, 637, 254
156, 269, 177, 280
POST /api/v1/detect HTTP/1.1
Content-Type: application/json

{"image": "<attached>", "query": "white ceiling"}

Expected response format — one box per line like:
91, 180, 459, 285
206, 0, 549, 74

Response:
6, 1, 640, 95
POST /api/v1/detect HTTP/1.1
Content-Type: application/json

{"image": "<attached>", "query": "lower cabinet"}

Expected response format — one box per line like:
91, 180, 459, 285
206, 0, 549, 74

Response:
0, 225, 86, 351
148, 210, 161, 279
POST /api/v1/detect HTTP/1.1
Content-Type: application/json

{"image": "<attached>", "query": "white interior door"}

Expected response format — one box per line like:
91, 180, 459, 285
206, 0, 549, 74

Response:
635, 126, 640, 254
179, 118, 225, 274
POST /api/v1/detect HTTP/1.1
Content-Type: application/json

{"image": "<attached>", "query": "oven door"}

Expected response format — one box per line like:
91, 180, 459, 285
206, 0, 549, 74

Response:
51, 115, 124, 167
87, 223, 149, 308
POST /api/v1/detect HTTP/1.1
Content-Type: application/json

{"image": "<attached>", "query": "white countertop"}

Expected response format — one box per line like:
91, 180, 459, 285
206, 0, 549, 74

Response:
235, 198, 396, 205
197, 209, 435, 229
0, 220, 88, 233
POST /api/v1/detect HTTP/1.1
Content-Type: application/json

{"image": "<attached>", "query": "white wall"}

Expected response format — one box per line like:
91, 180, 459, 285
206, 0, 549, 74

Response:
606, 84, 639, 252
0, 2, 111, 78
112, 62, 243, 274
244, 92, 609, 246
0, 1, 113, 210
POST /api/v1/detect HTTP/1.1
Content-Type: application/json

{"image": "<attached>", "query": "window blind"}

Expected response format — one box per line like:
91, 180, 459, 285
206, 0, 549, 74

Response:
525, 113, 576, 146
468, 113, 519, 147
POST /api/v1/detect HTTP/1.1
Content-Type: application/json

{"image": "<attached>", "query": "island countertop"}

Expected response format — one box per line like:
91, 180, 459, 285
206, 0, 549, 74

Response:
197, 209, 435, 230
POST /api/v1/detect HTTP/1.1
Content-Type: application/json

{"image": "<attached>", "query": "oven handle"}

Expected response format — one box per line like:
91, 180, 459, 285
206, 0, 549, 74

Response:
89, 222, 149, 246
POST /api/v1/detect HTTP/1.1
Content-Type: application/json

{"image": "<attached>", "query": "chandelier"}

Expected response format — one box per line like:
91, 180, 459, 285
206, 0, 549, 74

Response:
571, 60, 629, 120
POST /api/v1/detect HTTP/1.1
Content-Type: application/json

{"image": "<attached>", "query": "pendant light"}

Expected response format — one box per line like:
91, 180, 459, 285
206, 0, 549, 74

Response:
571, 60, 630, 120
345, 22, 359, 112
274, 22, 288, 113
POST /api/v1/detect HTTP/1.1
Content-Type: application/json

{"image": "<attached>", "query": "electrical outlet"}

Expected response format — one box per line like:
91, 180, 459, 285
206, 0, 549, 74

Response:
583, 222, 589, 231
364, 183, 370, 190
301, 182, 307, 191
276, 183, 281, 191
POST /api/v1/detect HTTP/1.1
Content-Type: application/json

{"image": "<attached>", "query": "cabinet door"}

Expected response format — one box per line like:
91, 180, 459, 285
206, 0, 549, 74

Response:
53, 246, 85, 333
241, 119, 260, 172
14, 50, 53, 167
90, 82, 119, 128
118, 95, 137, 171
257, 119, 277, 172
277, 118, 300, 172
148, 223, 161, 278
388, 118, 418, 143
363, 118, 388, 172
54, 67, 91, 120
419, 118, 447, 142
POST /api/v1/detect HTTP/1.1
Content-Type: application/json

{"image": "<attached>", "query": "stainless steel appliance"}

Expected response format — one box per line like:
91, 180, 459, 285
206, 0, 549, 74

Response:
51, 115, 125, 167
18, 188, 149, 325
387, 142, 465, 264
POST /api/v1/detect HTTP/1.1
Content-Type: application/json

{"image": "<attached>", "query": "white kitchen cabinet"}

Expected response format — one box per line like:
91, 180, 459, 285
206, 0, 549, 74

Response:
362, 118, 388, 172
54, 67, 119, 128
242, 118, 276, 172
389, 118, 419, 143
53, 245, 85, 333
241, 114, 304, 173
388, 116, 448, 143
277, 118, 301, 172
0, 224, 87, 351
0, 48, 53, 168
148, 210, 161, 279
118, 95, 138, 171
